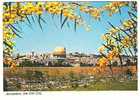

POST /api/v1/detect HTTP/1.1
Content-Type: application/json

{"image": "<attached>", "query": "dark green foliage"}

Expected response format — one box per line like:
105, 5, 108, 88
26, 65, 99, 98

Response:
19, 59, 45, 67
3, 78, 8, 91
33, 71, 43, 79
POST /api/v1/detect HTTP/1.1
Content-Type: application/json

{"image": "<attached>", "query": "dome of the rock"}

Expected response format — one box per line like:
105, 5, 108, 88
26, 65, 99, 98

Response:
53, 47, 66, 57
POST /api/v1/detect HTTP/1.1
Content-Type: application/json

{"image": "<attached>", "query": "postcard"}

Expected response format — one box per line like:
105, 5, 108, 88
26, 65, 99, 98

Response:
3, 1, 137, 92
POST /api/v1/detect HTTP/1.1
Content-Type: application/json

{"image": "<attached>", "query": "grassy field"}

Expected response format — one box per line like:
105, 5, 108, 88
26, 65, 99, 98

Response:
4, 66, 137, 91
48, 80, 137, 91
4, 66, 137, 77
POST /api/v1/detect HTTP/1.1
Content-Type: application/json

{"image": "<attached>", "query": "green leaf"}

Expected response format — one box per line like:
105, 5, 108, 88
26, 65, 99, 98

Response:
100, 52, 107, 58
40, 16, 47, 24
8, 2, 11, 15
119, 28, 131, 37
16, 2, 20, 16
10, 28, 22, 38
128, 11, 137, 18
74, 19, 77, 32
102, 44, 112, 51
61, 17, 68, 29
3, 2, 8, 9
31, 15, 36, 23
51, 14, 55, 19
8, 24, 22, 38
60, 10, 63, 24
26, 15, 32, 25
9, 24, 21, 33
107, 21, 116, 29
14, 55, 26, 60
118, 6, 121, 15
3, 41, 13, 49
67, 22, 70, 29
38, 15, 43, 31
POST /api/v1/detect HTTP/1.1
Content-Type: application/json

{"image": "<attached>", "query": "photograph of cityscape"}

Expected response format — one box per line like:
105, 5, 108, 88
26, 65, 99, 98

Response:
3, 1, 137, 91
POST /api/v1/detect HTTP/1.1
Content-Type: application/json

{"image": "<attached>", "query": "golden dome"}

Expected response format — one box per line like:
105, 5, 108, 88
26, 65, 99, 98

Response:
53, 47, 66, 56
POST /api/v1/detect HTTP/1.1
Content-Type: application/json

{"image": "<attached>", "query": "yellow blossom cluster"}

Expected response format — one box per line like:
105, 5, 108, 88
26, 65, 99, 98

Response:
45, 2, 64, 14
98, 46, 105, 53
99, 14, 136, 69
3, 2, 46, 24
3, 1, 130, 69
4, 57, 17, 70
104, 1, 128, 16
89, 8, 101, 20
80, 1, 128, 19
98, 57, 109, 68
3, 26, 16, 55
3, 28, 16, 40
3, 6, 17, 25
3, 2, 81, 27
123, 20, 134, 30
101, 34, 109, 41
80, 6, 101, 20
3, 2, 82, 69
45, 2, 80, 21
109, 27, 120, 35
107, 48, 119, 61
121, 36, 132, 48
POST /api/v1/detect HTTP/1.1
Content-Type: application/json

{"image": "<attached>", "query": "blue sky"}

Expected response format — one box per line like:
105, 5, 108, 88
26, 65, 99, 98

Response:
14, 1, 131, 54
